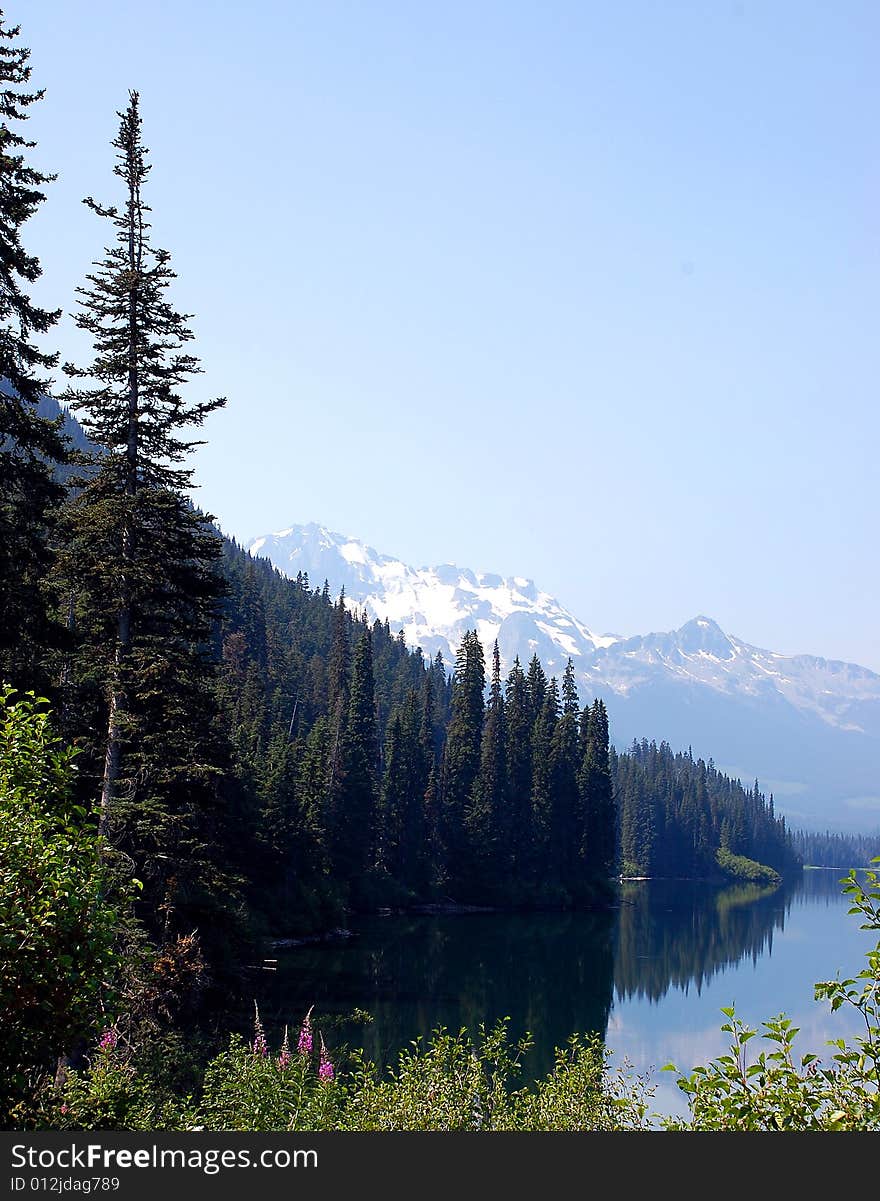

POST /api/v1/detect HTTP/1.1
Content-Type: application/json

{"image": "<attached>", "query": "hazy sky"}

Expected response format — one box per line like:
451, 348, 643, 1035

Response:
20, 1, 880, 669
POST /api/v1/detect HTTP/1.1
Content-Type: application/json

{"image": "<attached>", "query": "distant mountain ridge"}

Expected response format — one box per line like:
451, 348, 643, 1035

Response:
248, 522, 880, 832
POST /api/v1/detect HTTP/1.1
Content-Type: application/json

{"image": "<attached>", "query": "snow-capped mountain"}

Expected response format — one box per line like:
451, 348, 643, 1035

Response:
248, 522, 620, 677
247, 523, 880, 831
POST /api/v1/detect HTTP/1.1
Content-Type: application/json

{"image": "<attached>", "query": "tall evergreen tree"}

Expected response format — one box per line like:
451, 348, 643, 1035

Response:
525, 653, 547, 724
530, 675, 559, 888
440, 630, 485, 892
329, 627, 378, 900
0, 12, 66, 691
504, 656, 532, 880
468, 641, 506, 889
379, 690, 428, 892
561, 658, 579, 719
327, 588, 350, 711
59, 93, 235, 957
549, 677, 580, 892
580, 699, 616, 883
378, 711, 405, 877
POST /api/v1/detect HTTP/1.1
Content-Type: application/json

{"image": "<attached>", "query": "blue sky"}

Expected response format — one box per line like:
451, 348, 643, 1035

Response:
20, 1, 880, 669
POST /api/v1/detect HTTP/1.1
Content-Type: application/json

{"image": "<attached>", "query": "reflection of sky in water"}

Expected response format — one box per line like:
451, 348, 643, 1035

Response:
607, 874, 876, 1124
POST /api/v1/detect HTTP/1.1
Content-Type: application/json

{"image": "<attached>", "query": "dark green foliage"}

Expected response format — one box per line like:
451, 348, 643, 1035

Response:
580, 698, 617, 887
467, 642, 506, 889
214, 543, 434, 929
548, 679, 580, 891
378, 690, 430, 893
0, 690, 124, 1122
0, 14, 67, 693
58, 93, 244, 974
440, 629, 485, 892
330, 628, 379, 900
530, 676, 558, 883
503, 656, 532, 882
525, 653, 547, 723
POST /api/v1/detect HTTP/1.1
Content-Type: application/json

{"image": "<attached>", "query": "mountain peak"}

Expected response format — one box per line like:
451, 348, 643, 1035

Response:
677, 615, 734, 658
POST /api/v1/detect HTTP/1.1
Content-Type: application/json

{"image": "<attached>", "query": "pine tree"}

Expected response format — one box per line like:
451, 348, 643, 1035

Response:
440, 630, 485, 893
530, 676, 559, 888
0, 12, 66, 691
59, 93, 235, 956
580, 699, 616, 884
329, 627, 378, 900
467, 641, 506, 890
561, 658, 579, 719
327, 589, 350, 711
378, 711, 406, 877
379, 691, 428, 892
504, 656, 532, 880
549, 677, 580, 892
525, 653, 547, 724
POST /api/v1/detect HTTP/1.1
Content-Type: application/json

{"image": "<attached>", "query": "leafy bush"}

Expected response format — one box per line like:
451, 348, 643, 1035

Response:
342, 1023, 651, 1131
197, 1007, 345, 1131
52, 1029, 190, 1131
716, 845, 781, 885
0, 688, 125, 1122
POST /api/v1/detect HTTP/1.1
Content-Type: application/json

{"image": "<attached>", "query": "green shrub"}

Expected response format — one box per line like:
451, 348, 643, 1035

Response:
0, 688, 126, 1122
52, 1030, 191, 1131
716, 845, 781, 885
198, 1008, 345, 1131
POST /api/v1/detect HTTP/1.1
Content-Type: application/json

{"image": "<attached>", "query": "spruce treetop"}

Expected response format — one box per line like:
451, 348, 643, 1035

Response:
63, 90, 224, 490
0, 11, 60, 410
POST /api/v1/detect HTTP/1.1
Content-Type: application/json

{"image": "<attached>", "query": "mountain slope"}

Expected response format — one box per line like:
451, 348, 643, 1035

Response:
248, 523, 880, 831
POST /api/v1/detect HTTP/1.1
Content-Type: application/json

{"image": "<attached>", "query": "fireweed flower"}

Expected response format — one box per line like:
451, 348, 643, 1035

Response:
98, 1028, 117, 1052
318, 1035, 334, 1083
252, 1002, 268, 1057
278, 1025, 291, 1070
297, 1006, 314, 1056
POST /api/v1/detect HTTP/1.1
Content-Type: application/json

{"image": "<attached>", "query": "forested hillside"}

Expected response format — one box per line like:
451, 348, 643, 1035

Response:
790, 828, 880, 869
216, 539, 800, 929
615, 739, 798, 879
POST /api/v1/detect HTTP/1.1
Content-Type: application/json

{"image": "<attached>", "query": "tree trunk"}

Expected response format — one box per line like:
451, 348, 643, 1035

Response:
99, 133, 141, 832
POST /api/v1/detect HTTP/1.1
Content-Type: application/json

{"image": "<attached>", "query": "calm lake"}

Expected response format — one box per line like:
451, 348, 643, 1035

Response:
256, 869, 876, 1123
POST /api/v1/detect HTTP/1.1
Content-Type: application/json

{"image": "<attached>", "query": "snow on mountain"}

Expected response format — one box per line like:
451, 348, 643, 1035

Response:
583, 616, 880, 730
247, 523, 880, 830
248, 522, 620, 679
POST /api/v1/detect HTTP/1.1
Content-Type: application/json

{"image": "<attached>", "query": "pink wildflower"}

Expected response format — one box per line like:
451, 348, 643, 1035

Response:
98, 1028, 117, 1052
297, 1006, 314, 1056
278, 1025, 291, 1070
252, 1002, 268, 1057
318, 1035, 334, 1083
59, 1103, 69, 1115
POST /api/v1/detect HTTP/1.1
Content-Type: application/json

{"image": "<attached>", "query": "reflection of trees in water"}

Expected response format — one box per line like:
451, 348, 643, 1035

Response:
265, 911, 617, 1080
613, 877, 799, 1003
796, 867, 855, 909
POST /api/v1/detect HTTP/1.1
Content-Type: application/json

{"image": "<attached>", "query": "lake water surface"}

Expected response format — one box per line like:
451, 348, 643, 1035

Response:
258, 869, 876, 1123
